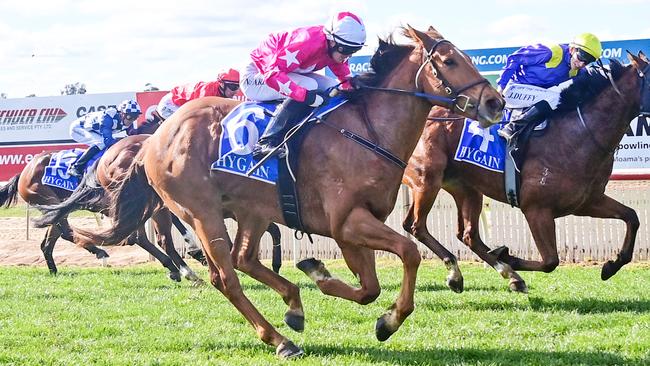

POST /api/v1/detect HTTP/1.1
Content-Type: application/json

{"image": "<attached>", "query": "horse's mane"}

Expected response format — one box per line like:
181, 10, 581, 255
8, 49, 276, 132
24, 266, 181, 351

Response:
351, 28, 415, 90
553, 59, 626, 115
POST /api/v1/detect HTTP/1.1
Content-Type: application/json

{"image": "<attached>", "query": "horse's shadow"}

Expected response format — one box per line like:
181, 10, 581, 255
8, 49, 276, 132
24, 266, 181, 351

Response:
528, 296, 650, 314
305, 344, 646, 365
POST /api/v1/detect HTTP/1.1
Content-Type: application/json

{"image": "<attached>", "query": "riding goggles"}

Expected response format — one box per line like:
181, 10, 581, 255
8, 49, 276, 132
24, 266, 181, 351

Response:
575, 48, 596, 64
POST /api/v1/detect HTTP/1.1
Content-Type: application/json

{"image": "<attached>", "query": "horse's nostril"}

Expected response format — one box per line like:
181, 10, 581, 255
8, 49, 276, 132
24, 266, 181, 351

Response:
485, 98, 503, 114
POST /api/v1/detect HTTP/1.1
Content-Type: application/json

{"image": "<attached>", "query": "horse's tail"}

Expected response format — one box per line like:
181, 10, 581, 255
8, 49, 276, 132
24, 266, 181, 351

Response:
0, 175, 20, 208
32, 172, 106, 228
72, 161, 159, 246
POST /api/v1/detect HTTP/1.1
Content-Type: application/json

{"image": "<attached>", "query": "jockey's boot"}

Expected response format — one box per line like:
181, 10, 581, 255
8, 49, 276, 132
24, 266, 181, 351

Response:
498, 100, 552, 143
252, 98, 311, 160
69, 145, 101, 177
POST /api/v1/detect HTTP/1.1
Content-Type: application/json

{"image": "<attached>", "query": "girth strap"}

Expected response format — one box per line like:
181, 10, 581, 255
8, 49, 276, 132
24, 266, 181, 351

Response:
321, 119, 407, 170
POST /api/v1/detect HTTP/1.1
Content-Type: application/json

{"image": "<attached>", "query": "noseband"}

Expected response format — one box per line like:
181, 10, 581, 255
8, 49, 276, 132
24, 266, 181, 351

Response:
415, 38, 490, 113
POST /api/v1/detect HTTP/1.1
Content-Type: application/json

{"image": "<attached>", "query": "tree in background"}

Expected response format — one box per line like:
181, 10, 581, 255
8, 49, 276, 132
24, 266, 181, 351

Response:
144, 83, 159, 91
61, 82, 87, 95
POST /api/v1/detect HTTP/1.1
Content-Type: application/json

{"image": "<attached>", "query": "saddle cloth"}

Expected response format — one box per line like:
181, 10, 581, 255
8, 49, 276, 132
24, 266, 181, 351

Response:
454, 113, 510, 173
41, 148, 103, 191
210, 95, 348, 184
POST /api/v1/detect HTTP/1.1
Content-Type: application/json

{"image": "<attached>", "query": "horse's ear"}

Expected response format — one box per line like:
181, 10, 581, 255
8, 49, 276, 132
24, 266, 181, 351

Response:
426, 26, 443, 39
627, 50, 643, 72
639, 50, 649, 63
405, 25, 430, 47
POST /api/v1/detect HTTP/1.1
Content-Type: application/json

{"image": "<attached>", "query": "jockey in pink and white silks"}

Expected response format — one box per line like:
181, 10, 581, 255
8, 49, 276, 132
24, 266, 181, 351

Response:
68, 99, 142, 177
240, 11, 366, 158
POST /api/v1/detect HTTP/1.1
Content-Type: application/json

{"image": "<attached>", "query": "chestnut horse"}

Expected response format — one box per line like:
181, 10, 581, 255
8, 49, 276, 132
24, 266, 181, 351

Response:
70, 26, 504, 357
402, 52, 650, 293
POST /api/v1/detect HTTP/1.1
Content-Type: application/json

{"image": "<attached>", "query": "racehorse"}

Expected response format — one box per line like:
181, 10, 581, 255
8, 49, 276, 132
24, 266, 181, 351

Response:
31, 120, 284, 275
0, 134, 205, 282
68, 26, 504, 357
402, 52, 650, 293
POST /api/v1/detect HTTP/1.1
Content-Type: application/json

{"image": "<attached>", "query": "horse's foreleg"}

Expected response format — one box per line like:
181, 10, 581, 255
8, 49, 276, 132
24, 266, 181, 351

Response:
152, 209, 202, 285
452, 188, 527, 293
231, 215, 303, 332
40, 225, 60, 274
191, 211, 301, 358
134, 225, 181, 282
267, 223, 282, 274
297, 244, 380, 305
574, 195, 639, 280
507, 208, 559, 273
338, 207, 420, 342
404, 186, 462, 292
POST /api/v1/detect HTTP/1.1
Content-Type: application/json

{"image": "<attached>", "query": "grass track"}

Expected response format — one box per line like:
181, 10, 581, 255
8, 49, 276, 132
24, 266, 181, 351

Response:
0, 260, 648, 365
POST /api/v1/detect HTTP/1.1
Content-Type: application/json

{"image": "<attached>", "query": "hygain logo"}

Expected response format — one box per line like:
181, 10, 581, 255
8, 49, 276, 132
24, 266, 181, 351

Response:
0, 108, 67, 125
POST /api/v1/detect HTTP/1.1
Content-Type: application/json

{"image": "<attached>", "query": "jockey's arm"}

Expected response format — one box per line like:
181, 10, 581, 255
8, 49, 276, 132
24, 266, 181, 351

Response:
99, 116, 115, 148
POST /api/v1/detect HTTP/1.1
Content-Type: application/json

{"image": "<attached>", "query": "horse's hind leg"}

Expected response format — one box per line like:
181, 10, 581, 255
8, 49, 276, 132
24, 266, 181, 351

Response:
59, 218, 109, 260
190, 210, 302, 357
403, 186, 462, 293
574, 194, 639, 280
134, 225, 181, 282
152, 209, 202, 284
450, 187, 527, 293
231, 213, 303, 332
170, 213, 207, 266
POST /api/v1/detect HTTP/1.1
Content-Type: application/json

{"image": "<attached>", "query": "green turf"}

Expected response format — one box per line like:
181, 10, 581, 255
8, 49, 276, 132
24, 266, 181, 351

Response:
0, 261, 648, 365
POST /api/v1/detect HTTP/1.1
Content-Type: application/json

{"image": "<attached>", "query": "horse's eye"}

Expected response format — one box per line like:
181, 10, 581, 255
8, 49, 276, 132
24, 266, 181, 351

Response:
443, 59, 455, 66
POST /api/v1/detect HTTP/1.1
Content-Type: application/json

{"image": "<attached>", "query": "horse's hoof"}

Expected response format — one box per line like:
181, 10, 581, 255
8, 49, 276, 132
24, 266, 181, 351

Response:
509, 279, 528, 293
284, 312, 305, 333
601, 260, 618, 281
276, 340, 304, 359
95, 250, 109, 259
296, 258, 321, 273
169, 272, 182, 282
375, 314, 396, 342
48, 269, 58, 275
191, 278, 206, 287
446, 275, 464, 293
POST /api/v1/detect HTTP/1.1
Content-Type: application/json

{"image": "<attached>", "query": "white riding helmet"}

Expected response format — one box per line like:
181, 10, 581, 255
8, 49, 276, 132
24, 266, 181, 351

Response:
324, 11, 366, 51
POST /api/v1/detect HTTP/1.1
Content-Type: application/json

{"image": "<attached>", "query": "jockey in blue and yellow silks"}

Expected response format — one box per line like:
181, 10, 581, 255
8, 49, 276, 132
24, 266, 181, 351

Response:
496, 33, 602, 141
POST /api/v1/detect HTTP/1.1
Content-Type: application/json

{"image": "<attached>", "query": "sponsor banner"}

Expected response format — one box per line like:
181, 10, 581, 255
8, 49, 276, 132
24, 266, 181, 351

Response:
0, 143, 85, 181
336, 39, 650, 77
0, 92, 134, 145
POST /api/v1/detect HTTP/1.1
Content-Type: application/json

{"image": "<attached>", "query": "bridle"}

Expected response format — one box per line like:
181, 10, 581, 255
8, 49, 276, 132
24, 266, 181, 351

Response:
358, 38, 490, 117
415, 38, 490, 113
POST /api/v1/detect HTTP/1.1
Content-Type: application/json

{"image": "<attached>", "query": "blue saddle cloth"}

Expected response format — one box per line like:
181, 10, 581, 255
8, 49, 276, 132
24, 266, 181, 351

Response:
453, 111, 511, 173
210, 96, 348, 184
41, 148, 103, 191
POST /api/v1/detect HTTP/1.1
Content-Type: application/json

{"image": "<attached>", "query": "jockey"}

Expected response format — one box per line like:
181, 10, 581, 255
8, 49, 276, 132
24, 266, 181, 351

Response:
155, 68, 240, 121
68, 100, 142, 177
496, 33, 602, 142
241, 11, 366, 159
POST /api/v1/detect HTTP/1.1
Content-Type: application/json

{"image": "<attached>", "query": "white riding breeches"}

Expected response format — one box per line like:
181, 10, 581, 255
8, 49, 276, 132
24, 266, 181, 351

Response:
69, 118, 106, 149
240, 60, 339, 102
